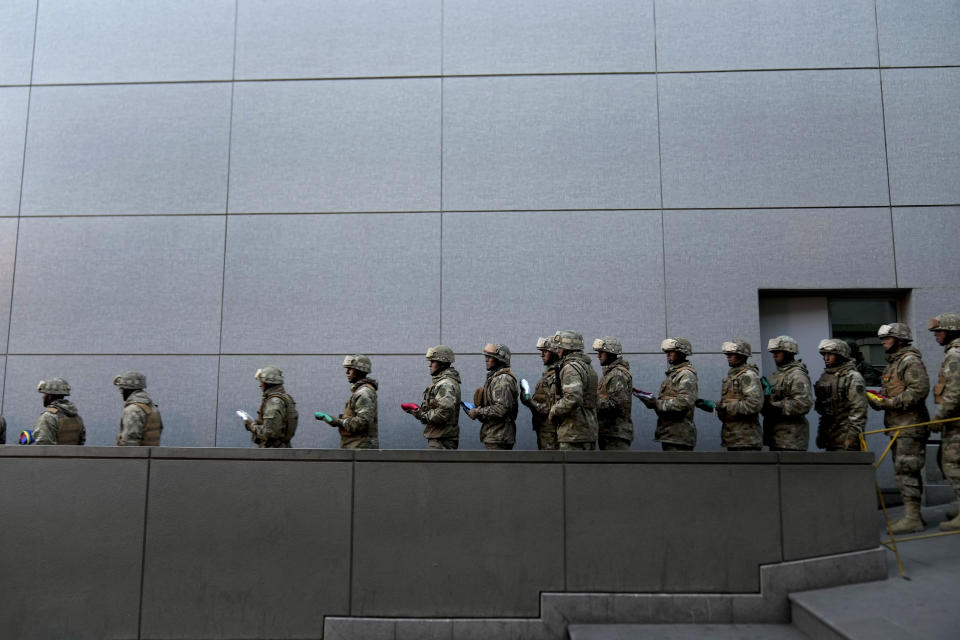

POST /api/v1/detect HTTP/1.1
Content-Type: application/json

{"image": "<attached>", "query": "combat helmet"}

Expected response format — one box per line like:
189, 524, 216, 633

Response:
592, 337, 622, 355
425, 345, 455, 363
535, 336, 557, 351
766, 336, 799, 354
554, 330, 584, 351
113, 371, 147, 390
661, 337, 693, 356
342, 354, 372, 373
877, 323, 913, 342
929, 313, 960, 332
818, 339, 851, 359
482, 343, 511, 366
254, 366, 284, 385
37, 378, 71, 396
720, 339, 752, 357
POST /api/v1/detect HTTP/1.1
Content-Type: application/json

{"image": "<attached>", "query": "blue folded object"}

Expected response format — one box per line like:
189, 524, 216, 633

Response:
461, 401, 476, 412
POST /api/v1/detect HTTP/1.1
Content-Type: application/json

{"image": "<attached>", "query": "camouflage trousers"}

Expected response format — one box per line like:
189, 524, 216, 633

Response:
598, 436, 631, 450
344, 439, 378, 450
560, 442, 596, 451
893, 434, 927, 502
484, 442, 514, 451
662, 443, 693, 452
939, 423, 960, 494
536, 428, 558, 450
427, 437, 459, 450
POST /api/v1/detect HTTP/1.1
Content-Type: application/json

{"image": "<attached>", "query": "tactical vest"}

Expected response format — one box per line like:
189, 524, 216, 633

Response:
721, 366, 754, 404
934, 346, 960, 404
561, 358, 598, 410
599, 363, 631, 416
259, 391, 299, 443
341, 381, 378, 440
133, 403, 163, 446
479, 368, 519, 420
814, 367, 844, 417
46, 407, 83, 445
660, 363, 696, 404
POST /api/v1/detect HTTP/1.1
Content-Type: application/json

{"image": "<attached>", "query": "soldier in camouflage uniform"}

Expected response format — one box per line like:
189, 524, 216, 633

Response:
593, 337, 633, 450
928, 313, 960, 531
717, 340, 764, 451
243, 366, 298, 448
867, 323, 930, 533
521, 336, 560, 450
317, 355, 379, 449
30, 378, 86, 445
762, 336, 813, 451
404, 345, 461, 449
468, 343, 519, 450
814, 339, 867, 452
638, 338, 698, 451
548, 330, 599, 450
113, 371, 163, 446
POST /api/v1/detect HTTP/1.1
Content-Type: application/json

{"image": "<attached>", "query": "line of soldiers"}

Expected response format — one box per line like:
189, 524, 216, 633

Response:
8, 315, 959, 531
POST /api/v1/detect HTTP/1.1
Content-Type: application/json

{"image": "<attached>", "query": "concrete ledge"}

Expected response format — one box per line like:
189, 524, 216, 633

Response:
0, 444, 149, 458
324, 548, 887, 640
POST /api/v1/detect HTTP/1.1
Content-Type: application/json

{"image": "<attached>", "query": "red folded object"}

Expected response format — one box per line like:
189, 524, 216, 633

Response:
401, 403, 420, 411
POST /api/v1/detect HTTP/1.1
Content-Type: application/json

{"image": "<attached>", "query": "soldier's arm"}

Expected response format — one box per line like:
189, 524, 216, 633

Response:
656, 370, 697, 413
117, 404, 146, 446
727, 373, 764, 416
32, 413, 58, 445
773, 371, 814, 416
844, 372, 868, 433
886, 357, 930, 409
476, 377, 517, 420
252, 397, 286, 440
935, 354, 960, 420
422, 380, 458, 425
340, 388, 376, 434
550, 364, 584, 419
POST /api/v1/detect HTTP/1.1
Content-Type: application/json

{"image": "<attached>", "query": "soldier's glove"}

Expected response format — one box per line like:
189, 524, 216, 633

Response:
468, 408, 480, 420
520, 393, 532, 407
330, 417, 343, 428
243, 419, 253, 431
639, 395, 656, 409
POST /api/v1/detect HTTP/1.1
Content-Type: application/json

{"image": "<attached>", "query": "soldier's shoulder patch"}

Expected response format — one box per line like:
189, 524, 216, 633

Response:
855, 384, 865, 393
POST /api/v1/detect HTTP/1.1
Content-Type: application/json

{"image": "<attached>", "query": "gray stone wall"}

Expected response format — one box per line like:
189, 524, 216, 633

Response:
1, 1, 957, 450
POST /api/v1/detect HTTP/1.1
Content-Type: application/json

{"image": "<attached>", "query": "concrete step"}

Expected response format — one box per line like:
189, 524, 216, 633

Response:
569, 623, 809, 639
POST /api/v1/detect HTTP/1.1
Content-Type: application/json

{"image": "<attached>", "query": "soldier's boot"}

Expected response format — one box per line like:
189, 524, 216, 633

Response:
941, 493, 960, 531
945, 503, 958, 520
889, 499, 926, 535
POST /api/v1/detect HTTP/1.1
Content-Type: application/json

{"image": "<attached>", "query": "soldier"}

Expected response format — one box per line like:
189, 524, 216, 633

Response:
928, 313, 960, 531
763, 336, 813, 451
316, 355, 378, 449
30, 378, 85, 445
639, 338, 698, 451
113, 371, 163, 446
717, 340, 764, 451
593, 337, 633, 450
520, 336, 560, 450
867, 323, 930, 534
404, 345, 461, 450
845, 338, 881, 386
243, 366, 298, 448
548, 330, 599, 450
467, 343, 519, 450
814, 339, 867, 452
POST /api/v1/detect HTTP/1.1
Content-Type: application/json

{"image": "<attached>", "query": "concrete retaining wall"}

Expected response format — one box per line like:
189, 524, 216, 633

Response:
0, 447, 878, 639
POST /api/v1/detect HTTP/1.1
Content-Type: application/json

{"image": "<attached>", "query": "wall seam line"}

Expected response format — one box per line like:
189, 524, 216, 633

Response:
212, 0, 241, 446
873, 0, 898, 288
439, 0, 444, 343
136, 453, 152, 639
1, 0, 40, 416
652, 0, 668, 339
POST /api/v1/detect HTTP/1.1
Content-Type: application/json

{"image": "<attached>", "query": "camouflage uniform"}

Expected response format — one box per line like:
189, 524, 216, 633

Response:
653, 366, 698, 450
762, 338, 813, 451
414, 346, 461, 449
718, 341, 764, 450
474, 344, 519, 450
337, 378, 379, 449
32, 378, 85, 445
248, 367, 298, 448
874, 344, 930, 505
114, 372, 163, 446
117, 390, 163, 446
929, 313, 960, 530
549, 331, 599, 450
0, 415, 5, 444
522, 339, 559, 450
33, 400, 86, 445
814, 346, 867, 452
594, 338, 633, 450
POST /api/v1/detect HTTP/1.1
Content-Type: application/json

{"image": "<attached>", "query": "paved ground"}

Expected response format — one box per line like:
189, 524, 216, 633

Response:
569, 624, 808, 639
789, 502, 960, 639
